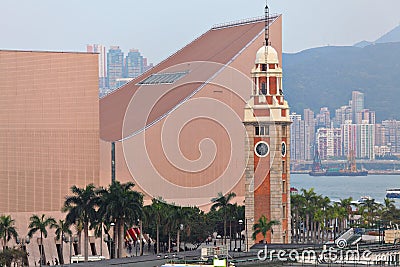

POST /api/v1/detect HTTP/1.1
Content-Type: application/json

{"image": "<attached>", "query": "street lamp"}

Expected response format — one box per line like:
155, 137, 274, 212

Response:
177, 224, 183, 252
238, 220, 243, 252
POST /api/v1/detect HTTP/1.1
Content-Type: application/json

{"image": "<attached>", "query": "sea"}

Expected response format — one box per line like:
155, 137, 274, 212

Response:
291, 174, 400, 206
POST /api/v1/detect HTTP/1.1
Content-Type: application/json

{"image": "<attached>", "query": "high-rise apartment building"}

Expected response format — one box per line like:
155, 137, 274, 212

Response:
316, 127, 342, 159
342, 121, 374, 159
375, 124, 386, 146
356, 109, 376, 124
358, 123, 375, 159
303, 108, 315, 160
351, 91, 364, 123
107, 46, 124, 89
316, 107, 331, 128
125, 49, 144, 79
87, 44, 107, 90
290, 113, 305, 160
334, 105, 352, 127
382, 120, 400, 154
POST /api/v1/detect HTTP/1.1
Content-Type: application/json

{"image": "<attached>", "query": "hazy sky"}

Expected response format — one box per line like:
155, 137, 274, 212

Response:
1, 0, 400, 63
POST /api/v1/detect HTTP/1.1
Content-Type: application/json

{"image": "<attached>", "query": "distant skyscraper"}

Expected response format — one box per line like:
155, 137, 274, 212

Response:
107, 46, 124, 89
303, 108, 315, 160
290, 113, 305, 161
87, 44, 107, 90
125, 49, 144, 79
342, 121, 358, 158
334, 105, 352, 127
351, 91, 364, 123
316, 107, 330, 128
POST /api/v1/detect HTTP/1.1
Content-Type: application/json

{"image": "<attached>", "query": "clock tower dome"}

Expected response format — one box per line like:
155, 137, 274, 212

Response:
244, 3, 291, 246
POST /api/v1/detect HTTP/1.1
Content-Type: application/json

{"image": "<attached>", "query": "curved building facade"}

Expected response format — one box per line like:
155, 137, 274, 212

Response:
99, 16, 283, 209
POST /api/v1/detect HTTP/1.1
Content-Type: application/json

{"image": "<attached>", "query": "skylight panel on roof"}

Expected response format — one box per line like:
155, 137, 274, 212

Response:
137, 71, 189, 85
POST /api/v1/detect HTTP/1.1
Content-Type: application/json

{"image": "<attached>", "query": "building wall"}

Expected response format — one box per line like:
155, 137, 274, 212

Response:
0, 50, 100, 213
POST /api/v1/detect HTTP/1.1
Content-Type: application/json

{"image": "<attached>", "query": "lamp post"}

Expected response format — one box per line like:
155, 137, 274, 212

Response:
177, 224, 183, 252
238, 220, 243, 252
137, 219, 143, 256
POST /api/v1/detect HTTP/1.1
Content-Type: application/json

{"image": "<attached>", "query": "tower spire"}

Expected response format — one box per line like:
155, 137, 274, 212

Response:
265, 0, 270, 46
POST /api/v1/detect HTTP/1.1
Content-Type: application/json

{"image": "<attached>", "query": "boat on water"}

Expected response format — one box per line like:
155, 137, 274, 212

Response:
386, 188, 400, 198
309, 149, 368, 177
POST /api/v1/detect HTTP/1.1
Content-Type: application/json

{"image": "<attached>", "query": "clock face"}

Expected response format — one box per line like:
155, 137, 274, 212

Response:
281, 141, 286, 157
254, 141, 269, 157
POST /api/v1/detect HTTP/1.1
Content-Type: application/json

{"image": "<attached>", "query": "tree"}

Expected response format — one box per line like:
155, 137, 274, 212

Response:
301, 188, 317, 243
51, 219, 72, 264
359, 198, 379, 227
381, 198, 396, 225
338, 198, 353, 231
0, 215, 18, 250
290, 193, 306, 243
252, 215, 280, 243
150, 198, 167, 254
62, 184, 100, 262
0, 248, 27, 267
98, 181, 143, 258
211, 192, 236, 245
28, 214, 56, 265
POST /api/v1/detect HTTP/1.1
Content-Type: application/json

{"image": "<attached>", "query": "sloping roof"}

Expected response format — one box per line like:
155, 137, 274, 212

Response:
100, 17, 278, 141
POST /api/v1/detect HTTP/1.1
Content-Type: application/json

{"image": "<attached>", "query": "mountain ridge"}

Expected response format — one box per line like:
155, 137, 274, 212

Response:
283, 42, 400, 122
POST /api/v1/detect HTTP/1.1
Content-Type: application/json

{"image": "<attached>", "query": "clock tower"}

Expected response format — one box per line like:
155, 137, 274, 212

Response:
244, 3, 291, 246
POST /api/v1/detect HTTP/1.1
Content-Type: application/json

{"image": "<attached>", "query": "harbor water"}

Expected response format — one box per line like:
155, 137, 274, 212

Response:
291, 173, 400, 205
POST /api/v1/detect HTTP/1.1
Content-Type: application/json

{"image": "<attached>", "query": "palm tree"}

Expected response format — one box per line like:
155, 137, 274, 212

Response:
151, 198, 167, 254
141, 205, 154, 255
291, 193, 306, 243
163, 205, 178, 253
98, 181, 143, 258
211, 192, 236, 245
0, 215, 18, 250
28, 214, 56, 265
381, 198, 396, 225
252, 215, 280, 243
359, 198, 379, 227
339, 198, 353, 231
51, 219, 72, 264
62, 184, 100, 262
301, 188, 317, 243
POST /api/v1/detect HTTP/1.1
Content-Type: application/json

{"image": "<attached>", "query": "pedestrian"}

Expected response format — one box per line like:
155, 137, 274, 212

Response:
55, 258, 59, 265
